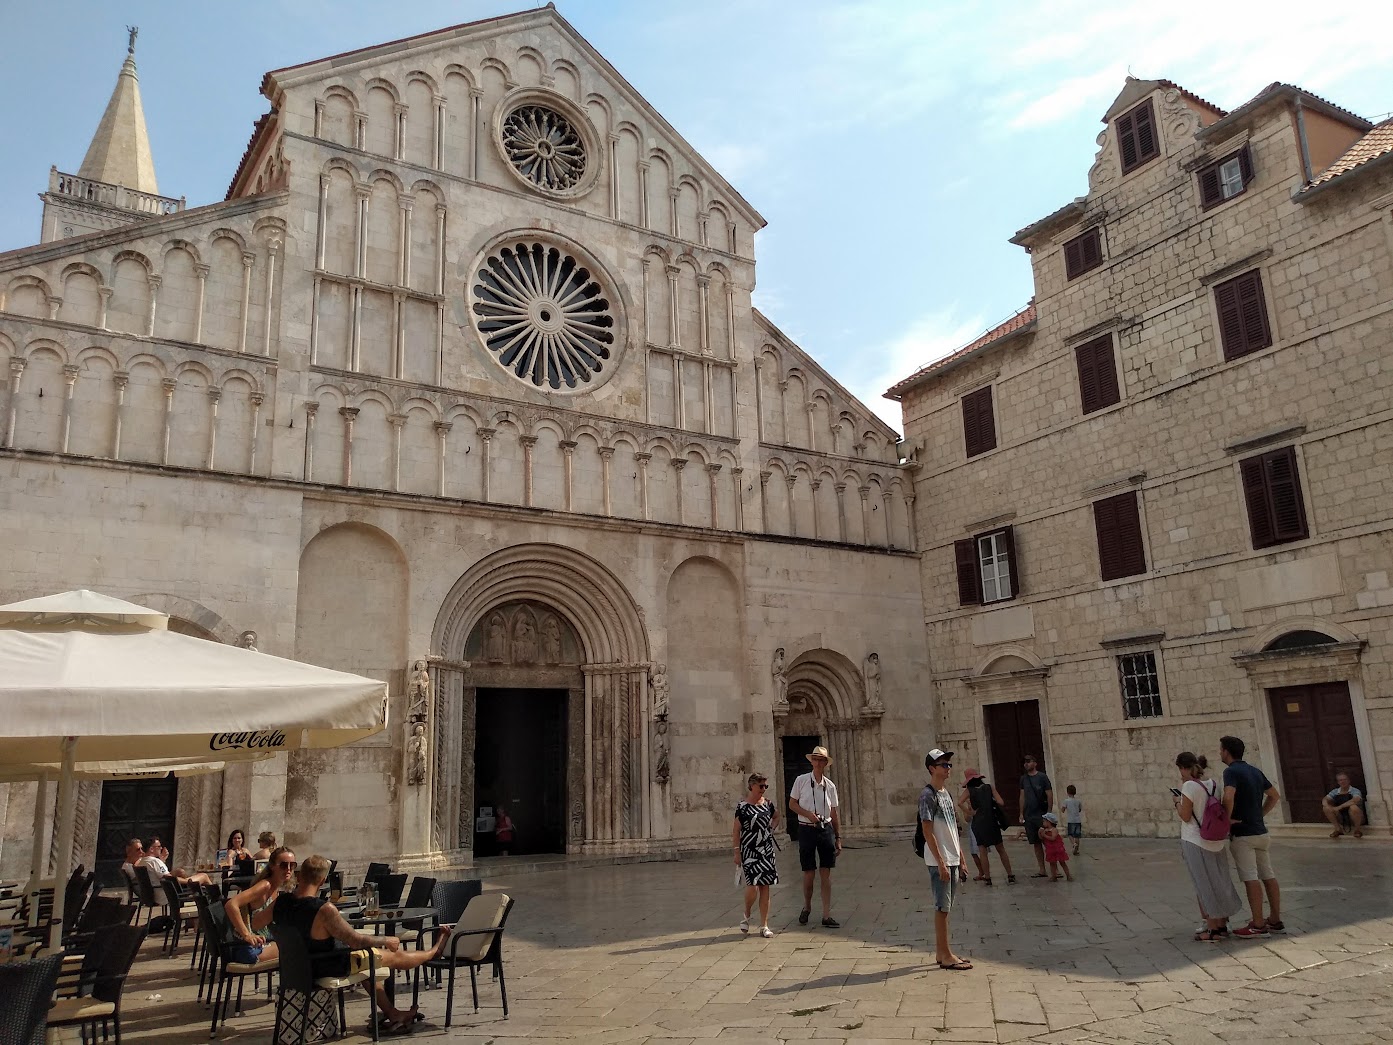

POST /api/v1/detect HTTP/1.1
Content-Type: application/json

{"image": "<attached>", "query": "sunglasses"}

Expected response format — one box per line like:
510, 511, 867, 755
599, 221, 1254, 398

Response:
933, 762, 952, 769
276, 860, 297, 870
756, 783, 769, 789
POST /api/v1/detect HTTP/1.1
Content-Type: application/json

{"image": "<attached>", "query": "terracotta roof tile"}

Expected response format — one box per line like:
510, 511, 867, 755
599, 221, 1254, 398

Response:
1155, 79, 1227, 119
885, 302, 1037, 398
1306, 118, 1393, 188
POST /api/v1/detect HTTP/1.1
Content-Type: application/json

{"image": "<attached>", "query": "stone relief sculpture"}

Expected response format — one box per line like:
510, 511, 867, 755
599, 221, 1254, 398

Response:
863, 652, 883, 712
484, 613, 507, 661
649, 663, 670, 720
407, 659, 431, 722
236, 630, 258, 651
652, 717, 670, 786
406, 722, 428, 786
771, 647, 788, 712
540, 614, 563, 663
512, 613, 537, 664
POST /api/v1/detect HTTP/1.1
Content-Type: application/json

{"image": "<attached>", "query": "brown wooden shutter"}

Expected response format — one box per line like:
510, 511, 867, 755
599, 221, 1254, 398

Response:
1215, 277, 1246, 359
962, 386, 996, 457
1076, 335, 1120, 414
1001, 525, 1019, 599
1117, 110, 1138, 171
955, 538, 982, 605
1080, 228, 1102, 270
1198, 164, 1223, 208
1265, 447, 1308, 543
1063, 237, 1084, 279
1235, 271, 1272, 354
1238, 145, 1254, 184
1240, 455, 1277, 549
1134, 101, 1157, 161
1094, 491, 1146, 580
1118, 100, 1158, 173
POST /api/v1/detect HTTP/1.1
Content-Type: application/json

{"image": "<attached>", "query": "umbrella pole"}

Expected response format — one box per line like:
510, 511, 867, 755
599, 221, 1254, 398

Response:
46, 737, 78, 950
23, 770, 49, 925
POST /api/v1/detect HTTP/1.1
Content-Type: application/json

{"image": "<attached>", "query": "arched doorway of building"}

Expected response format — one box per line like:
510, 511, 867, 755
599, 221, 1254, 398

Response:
774, 649, 882, 832
430, 544, 651, 859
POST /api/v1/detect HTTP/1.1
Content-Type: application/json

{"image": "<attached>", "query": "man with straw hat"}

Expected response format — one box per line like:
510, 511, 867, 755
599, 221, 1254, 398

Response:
788, 745, 842, 927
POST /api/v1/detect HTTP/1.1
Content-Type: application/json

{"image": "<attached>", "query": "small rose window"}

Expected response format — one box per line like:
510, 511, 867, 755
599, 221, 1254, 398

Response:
500, 104, 588, 192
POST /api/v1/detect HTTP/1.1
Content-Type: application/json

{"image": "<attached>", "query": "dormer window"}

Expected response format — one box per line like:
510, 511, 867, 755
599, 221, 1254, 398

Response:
1198, 147, 1254, 209
1117, 99, 1159, 174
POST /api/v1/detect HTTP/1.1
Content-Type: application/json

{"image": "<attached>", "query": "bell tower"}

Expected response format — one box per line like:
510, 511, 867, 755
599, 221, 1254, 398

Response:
39, 27, 184, 243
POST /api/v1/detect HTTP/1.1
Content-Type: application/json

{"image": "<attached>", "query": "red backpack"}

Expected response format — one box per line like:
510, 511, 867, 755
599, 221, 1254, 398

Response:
1197, 779, 1231, 841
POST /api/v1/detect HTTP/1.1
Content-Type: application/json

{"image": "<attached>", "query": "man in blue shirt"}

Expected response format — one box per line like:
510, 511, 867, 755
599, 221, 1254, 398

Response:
1322, 772, 1366, 838
1220, 735, 1283, 937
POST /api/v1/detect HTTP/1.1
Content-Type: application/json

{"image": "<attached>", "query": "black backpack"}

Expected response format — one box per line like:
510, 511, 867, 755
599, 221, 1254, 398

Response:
912, 819, 925, 857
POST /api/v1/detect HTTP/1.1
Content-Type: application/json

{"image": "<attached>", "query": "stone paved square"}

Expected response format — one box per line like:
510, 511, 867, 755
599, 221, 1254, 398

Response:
110, 836, 1393, 1044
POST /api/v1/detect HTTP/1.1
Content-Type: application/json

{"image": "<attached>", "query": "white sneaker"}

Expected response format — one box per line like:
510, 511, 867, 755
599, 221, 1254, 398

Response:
739, 917, 749, 933
760, 926, 774, 938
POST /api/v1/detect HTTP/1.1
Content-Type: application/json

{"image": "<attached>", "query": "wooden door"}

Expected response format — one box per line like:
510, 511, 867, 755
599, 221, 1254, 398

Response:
780, 734, 820, 840
984, 700, 1045, 823
1268, 682, 1366, 823
96, 777, 179, 889
474, 688, 567, 855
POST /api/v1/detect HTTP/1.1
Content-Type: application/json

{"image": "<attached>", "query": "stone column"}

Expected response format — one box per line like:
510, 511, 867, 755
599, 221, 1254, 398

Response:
309, 275, 322, 365
759, 470, 770, 532
97, 287, 112, 331
638, 160, 651, 228
665, 264, 681, 350
354, 184, 370, 277
806, 402, 817, 452
389, 413, 406, 491
753, 358, 764, 442
672, 458, 686, 525
206, 387, 221, 469
110, 370, 127, 459
906, 493, 918, 550
393, 102, 407, 161
731, 467, 744, 530
707, 463, 722, 528
786, 474, 799, 537
810, 478, 822, 539
160, 378, 177, 465
725, 282, 737, 360
599, 446, 614, 516
303, 401, 318, 480
145, 273, 161, 337
238, 251, 255, 353
560, 439, 577, 511
339, 406, 358, 486
635, 452, 651, 520
607, 133, 620, 218
667, 186, 679, 238
470, 90, 483, 178
778, 381, 789, 444
696, 274, 711, 355
350, 286, 363, 371
478, 427, 494, 502
521, 434, 537, 507
433, 94, 446, 170
858, 486, 871, 545
835, 483, 848, 542
434, 420, 451, 497
262, 234, 280, 357
703, 362, 714, 434
435, 205, 448, 297
397, 194, 413, 289
59, 364, 79, 453
672, 353, 684, 429
248, 392, 264, 475
392, 291, 406, 379
316, 174, 329, 269
194, 263, 209, 343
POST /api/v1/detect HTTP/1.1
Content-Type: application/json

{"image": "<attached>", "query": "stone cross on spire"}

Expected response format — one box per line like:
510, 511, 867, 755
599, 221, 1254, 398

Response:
77, 28, 158, 194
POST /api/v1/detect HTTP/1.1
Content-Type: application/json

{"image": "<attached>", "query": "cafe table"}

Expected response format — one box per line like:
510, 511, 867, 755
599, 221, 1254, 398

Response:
345, 906, 439, 1004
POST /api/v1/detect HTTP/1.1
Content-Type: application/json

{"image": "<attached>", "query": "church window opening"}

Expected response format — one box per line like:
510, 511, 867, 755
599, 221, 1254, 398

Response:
471, 241, 616, 390
502, 104, 588, 192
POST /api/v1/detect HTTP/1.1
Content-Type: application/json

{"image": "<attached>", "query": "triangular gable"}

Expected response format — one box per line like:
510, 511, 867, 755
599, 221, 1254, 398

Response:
1102, 76, 1227, 124
258, 5, 765, 229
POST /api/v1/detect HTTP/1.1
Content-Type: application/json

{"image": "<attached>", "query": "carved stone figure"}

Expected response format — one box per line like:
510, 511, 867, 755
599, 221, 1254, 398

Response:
407, 659, 431, 722
652, 718, 670, 786
407, 722, 428, 786
650, 663, 670, 719
484, 613, 507, 661
540, 614, 563, 663
512, 613, 537, 663
863, 652, 883, 711
236, 630, 258, 651
771, 647, 788, 711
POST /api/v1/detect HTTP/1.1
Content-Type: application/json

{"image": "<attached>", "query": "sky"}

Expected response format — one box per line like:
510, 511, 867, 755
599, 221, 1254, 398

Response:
1, 1, 1389, 430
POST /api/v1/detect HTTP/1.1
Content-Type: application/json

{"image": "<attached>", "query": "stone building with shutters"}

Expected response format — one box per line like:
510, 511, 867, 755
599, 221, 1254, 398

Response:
888, 77, 1393, 836
0, 9, 934, 883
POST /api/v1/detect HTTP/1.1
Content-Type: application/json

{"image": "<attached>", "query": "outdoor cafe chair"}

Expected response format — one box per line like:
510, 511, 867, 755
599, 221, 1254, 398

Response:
0, 951, 64, 1045
375, 873, 408, 909
47, 921, 149, 1045
272, 925, 384, 1044
132, 864, 164, 926
413, 892, 514, 1026
159, 876, 201, 956
63, 896, 135, 955
202, 894, 277, 1034
396, 876, 437, 949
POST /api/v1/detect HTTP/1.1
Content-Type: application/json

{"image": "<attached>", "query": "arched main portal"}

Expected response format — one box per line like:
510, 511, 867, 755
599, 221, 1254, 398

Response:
430, 544, 651, 857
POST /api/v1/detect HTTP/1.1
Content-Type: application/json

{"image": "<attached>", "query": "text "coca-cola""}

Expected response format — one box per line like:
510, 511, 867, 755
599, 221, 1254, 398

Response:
209, 730, 288, 752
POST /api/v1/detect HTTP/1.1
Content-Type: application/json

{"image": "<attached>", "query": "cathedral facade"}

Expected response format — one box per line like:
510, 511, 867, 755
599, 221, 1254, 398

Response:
0, 9, 932, 878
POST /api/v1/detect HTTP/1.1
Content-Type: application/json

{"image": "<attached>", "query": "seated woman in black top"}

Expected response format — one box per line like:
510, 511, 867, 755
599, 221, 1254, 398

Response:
223, 829, 256, 876
272, 854, 451, 1032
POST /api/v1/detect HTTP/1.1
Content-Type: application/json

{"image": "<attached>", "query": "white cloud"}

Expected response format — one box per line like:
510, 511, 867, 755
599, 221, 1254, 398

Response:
838, 308, 986, 432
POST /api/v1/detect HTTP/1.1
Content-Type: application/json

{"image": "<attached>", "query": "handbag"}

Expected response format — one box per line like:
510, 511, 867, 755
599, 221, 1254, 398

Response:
993, 801, 1009, 831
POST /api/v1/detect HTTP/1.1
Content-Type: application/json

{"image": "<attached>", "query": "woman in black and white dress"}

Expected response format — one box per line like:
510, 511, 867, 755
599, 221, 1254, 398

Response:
732, 772, 780, 937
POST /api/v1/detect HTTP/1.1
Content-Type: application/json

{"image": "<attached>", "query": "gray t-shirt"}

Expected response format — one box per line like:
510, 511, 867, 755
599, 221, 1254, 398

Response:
1061, 797, 1083, 824
1020, 771, 1053, 818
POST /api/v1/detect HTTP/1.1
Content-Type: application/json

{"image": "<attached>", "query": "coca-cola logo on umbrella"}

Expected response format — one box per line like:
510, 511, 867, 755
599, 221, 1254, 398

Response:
209, 730, 288, 752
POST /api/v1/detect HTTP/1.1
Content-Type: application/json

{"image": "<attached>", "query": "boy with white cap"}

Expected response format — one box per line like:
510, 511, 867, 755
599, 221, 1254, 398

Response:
920, 748, 972, 970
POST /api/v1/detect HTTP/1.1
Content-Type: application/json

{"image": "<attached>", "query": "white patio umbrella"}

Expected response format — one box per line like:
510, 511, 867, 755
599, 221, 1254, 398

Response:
0, 589, 389, 946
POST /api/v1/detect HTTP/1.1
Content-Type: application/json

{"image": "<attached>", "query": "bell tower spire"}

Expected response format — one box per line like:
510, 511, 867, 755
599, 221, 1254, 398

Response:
39, 28, 182, 242
77, 25, 158, 194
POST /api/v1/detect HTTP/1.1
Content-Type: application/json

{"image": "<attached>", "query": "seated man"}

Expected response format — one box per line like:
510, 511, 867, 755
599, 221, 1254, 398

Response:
137, 836, 213, 888
270, 854, 452, 1032
1322, 772, 1366, 839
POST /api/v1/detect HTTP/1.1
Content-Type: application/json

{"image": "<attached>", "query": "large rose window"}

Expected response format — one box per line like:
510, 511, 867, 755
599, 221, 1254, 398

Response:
470, 241, 616, 390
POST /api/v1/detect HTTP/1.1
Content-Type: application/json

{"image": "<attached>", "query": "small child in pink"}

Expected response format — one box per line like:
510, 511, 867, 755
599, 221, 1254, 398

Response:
1039, 813, 1073, 881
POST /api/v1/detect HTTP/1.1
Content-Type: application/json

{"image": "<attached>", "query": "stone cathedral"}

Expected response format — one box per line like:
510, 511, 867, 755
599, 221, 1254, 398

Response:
0, 8, 931, 880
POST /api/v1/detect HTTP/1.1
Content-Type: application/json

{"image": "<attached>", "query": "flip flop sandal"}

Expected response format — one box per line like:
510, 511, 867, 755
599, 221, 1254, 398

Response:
1030, 873, 1049, 878
937, 959, 973, 970
739, 917, 749, 934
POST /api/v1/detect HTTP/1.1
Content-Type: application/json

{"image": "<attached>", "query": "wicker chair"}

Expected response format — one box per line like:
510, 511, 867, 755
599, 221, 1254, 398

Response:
272, 927, 385, 1044
0, 952, 64, 1045
47, 922, 150, 1045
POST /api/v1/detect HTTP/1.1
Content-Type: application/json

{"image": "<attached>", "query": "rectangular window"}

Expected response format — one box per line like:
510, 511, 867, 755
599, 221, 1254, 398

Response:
954, 526, 1018, 605
1093, 490, 1147, 581
1214, 269, 1272, 360
1118, 651, 1163, 719
1240, 445, 1309, 549
1063, 227, 1103, 280
1075, 334, 1121, 414
961, 385, 997, 458
1116, 99, 1159, 174
1199, 146, 1254, 209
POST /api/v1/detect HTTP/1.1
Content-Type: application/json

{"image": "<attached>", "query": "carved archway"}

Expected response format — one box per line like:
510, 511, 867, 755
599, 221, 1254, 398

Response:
430, 544, 651, 857
776, 649, 881, 828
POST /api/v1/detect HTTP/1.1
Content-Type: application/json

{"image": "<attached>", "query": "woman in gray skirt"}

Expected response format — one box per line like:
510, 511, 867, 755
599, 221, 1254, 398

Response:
1173, 751, 1242, 941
